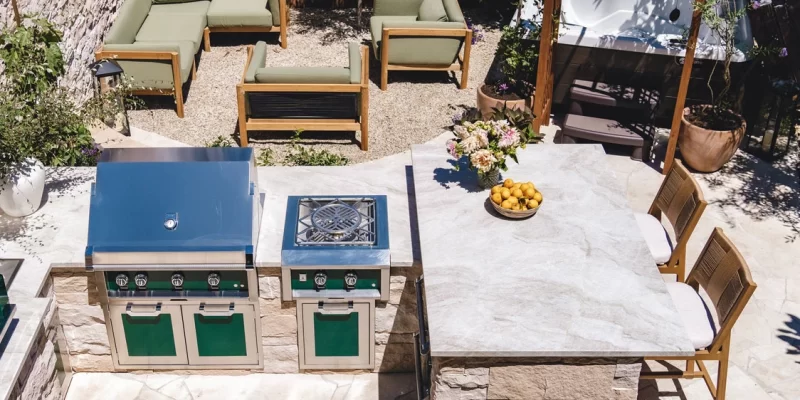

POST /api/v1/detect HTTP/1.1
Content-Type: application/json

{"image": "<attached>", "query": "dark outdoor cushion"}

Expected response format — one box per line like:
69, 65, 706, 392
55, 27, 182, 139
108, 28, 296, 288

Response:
207, 0, 272, 28
254, 67, 351, 84
135, 13, 206, 52
104, 0, 152, 44
245, 41, 269, 83
103, 41, 195, 89
418, 0, 448, 21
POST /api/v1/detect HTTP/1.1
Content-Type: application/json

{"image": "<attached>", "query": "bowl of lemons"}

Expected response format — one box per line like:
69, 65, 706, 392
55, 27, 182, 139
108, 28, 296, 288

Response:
489, 178, 543, 219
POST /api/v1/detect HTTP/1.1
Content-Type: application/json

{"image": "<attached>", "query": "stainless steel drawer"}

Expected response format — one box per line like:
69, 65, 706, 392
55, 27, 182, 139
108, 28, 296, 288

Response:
182, 303, 259, 366
297, 299, 375, 370
109, 303, 188, 366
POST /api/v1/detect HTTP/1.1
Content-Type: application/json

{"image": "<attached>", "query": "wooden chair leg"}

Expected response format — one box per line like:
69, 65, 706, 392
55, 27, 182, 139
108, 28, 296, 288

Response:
360, 87, 369, 151
203, 27, 211, 52
236, 85, 248, 146
460, 29, 472, 90
280, 26, 287, 49
191, 60, 197, 80
716, 343, 730, 400
380, 30, 390, 91
174, 87, 185, 118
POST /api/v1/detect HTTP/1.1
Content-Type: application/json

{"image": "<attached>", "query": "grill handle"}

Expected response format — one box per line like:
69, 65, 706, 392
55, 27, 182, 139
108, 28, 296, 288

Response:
125, 303, 162, 317
199, 303, 235, 317
317, 301, 354, 315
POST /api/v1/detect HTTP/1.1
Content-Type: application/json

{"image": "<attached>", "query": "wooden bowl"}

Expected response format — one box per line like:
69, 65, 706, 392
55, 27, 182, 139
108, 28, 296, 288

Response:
489, 197, 540, 219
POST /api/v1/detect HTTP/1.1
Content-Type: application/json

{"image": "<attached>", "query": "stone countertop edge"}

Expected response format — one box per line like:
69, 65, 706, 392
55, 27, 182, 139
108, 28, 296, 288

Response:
430, 348, 697, 358
0, 298, 51, 400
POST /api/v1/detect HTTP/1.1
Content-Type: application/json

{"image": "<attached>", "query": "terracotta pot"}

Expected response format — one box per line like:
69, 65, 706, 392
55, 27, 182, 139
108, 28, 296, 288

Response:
476, 85, 532, 119
678, 106, 746, 173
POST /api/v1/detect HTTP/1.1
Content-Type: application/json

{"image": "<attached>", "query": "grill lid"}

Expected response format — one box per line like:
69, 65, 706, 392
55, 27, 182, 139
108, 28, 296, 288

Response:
85, 148, 261, 269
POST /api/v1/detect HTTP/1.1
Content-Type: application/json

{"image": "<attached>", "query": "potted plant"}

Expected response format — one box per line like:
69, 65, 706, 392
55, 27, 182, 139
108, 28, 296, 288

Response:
678, 0, 753, 172
447, 107, 543, 189
477, 2, 541, 118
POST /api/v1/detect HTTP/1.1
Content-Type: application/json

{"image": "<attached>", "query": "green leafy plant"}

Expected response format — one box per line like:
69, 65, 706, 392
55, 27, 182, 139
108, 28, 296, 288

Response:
283, 131, 349, 166
205, 135, 235, 147
257, 148, 275, 166
494, 20, 541, 98
0, 15, 64, 102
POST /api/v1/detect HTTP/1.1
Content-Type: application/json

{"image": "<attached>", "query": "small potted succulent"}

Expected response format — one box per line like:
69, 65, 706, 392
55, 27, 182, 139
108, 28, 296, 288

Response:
447, 107, 543, 189
477, 5, 540, 118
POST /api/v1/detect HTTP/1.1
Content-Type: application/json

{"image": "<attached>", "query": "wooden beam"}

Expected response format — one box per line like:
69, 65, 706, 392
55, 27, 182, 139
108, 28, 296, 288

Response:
663, 0, 705, 174
532, 0, 559, 131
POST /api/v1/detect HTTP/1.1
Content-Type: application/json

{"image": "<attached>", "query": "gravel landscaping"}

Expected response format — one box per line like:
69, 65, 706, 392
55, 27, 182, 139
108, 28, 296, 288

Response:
128, 7, 503, 164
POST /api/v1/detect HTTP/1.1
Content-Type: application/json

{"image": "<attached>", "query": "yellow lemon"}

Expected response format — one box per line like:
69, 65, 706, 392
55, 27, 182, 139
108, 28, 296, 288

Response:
520, 183, 530, 192
491, 185, 502, 195
508, 196, 519, 205
512, 183, 521, 190
491, 193, 502, 204
520, 204, 528, 210
501, 200, 512, 209
501, 188, 511, 200
524, 188, 536, 198
533, 192, 543, 202
528, 199, 540, 208
512, 188, 523, 198
528, 182, 536, 190
511, 204, 521, 211
503, 179, 514, 188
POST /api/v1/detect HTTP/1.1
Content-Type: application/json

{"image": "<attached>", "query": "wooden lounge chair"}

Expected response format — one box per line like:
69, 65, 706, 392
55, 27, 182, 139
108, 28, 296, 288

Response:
641, 228, 757, 400
236, 41, 370, 150
370, 0, 472, 90
635, 160, 707, 281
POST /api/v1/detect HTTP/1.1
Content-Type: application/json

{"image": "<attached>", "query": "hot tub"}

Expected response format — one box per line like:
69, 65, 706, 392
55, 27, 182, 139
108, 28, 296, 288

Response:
518, 0, 755, 122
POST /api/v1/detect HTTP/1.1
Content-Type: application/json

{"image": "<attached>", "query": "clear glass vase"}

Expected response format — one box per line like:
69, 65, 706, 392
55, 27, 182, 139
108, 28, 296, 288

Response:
477, 168, 500, 190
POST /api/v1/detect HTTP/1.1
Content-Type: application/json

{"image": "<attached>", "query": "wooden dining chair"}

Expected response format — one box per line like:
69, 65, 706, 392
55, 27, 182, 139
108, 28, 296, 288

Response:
635, 160, 707, 281
640, 228, 757, 400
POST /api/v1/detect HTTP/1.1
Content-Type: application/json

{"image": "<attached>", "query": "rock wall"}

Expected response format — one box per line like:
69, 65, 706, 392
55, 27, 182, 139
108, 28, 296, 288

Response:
431, 357, 642, 400
0, 0, 124, 101
8, 296, 64, 400
50, 266, 420, 373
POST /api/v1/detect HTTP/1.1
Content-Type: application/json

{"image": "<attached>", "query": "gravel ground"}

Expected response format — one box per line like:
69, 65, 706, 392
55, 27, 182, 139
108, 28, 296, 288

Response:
128, 7, 503, 164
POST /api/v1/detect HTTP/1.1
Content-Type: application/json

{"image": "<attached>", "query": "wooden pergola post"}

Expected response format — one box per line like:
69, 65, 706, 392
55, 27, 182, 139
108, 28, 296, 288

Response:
663, 0, 705, 174
532, 0, 561, 132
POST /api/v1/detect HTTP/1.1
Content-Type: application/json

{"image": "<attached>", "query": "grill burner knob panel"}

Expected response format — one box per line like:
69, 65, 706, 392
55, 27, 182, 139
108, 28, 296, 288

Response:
115, 274, 129, 289
314, 271, 327, 290
344, 271, 358, 290
207, 272, 221, 289
134, 273, 148, 290
171, 273, 184, 290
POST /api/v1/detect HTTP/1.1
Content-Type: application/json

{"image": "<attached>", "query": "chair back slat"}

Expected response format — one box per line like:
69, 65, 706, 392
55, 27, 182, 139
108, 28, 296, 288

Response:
688, 228, 756, 342
653, 161, 705, 242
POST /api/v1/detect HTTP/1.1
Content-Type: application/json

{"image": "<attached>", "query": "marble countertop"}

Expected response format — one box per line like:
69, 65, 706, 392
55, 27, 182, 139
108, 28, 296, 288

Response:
411, 144, 694, 358
0, 298, 51, 400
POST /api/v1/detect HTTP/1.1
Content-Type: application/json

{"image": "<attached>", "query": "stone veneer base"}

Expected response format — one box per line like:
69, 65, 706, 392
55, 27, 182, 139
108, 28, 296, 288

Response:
431, 357, 642, 400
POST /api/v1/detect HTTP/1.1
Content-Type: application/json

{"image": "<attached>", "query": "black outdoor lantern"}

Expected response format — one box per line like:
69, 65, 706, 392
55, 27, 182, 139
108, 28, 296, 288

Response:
743, 78, 799, 161
89, 59, 130, 135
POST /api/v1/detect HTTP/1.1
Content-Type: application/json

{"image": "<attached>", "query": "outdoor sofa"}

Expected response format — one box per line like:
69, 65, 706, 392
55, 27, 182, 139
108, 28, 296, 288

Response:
96, 0, 287, 117
236, 41, 370, 150
370, 0, 472, 90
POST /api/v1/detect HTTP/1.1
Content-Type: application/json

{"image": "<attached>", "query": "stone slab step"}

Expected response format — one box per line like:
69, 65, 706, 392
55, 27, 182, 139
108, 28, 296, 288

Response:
561, 114, 646, 160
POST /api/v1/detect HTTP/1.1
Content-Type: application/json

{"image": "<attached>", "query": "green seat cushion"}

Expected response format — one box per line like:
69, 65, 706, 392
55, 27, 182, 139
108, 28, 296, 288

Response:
418, 0, 448, 22
254, 67, 351, 84
149, 1, 210, 16
135, 14, 205, 52
374, 0, 424, 16
369, 15, 417, 52
113, 41, 195, 90
207, 0, 273, 28
105, 0, 152, 44
371, 20, 465, 65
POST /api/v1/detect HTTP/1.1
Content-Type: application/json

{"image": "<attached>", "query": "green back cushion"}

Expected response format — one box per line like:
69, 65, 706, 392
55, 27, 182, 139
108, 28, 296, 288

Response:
105, 0, 153, 44
152, 0, 200, 4
374, 0, 424, 16
348, 43, 362, 84
442, 0, 465, 23
268, 0, 282, 25
245, 41, 268, 83
254, 67, 352, 84
418, 0, 448, 21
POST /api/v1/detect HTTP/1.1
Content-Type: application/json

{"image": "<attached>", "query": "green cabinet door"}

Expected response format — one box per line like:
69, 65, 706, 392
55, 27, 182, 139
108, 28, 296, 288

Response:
109, 303, 188, 366
300, 300, 374, 369
182, 303, 259, 366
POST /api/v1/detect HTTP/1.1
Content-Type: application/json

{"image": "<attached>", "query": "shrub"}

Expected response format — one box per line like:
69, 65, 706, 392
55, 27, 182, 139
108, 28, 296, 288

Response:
283, 132, 349, 166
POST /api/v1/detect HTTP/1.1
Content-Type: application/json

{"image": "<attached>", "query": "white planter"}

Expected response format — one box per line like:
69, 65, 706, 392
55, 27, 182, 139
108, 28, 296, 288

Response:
0, 158, 46, 217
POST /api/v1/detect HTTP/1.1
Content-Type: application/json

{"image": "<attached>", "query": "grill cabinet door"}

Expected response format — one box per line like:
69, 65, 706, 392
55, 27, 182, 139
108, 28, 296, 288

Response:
182, 303, 259, 365
109, 303, 188, 366
299, 300, 374, 369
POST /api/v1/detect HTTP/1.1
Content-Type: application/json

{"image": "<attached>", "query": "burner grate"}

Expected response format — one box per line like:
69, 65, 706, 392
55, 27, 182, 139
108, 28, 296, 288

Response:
296, 198, 377, 246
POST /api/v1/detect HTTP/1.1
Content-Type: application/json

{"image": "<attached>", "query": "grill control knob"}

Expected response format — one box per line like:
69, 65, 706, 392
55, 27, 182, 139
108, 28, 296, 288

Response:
134, 272, 148, 290
207, 272, 221, 289
115, 274, 129, 289
344, 271, 358, 290
171, 273, 184, 290
314, 271, 327, 290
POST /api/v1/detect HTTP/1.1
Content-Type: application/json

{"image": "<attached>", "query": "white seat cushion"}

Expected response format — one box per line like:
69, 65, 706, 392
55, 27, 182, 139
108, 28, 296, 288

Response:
634, 212, 674, 264
665, 282, 716, 350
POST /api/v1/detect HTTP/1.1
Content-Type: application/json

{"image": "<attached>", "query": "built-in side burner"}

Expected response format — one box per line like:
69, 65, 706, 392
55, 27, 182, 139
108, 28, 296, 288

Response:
296, 197, 377, 246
